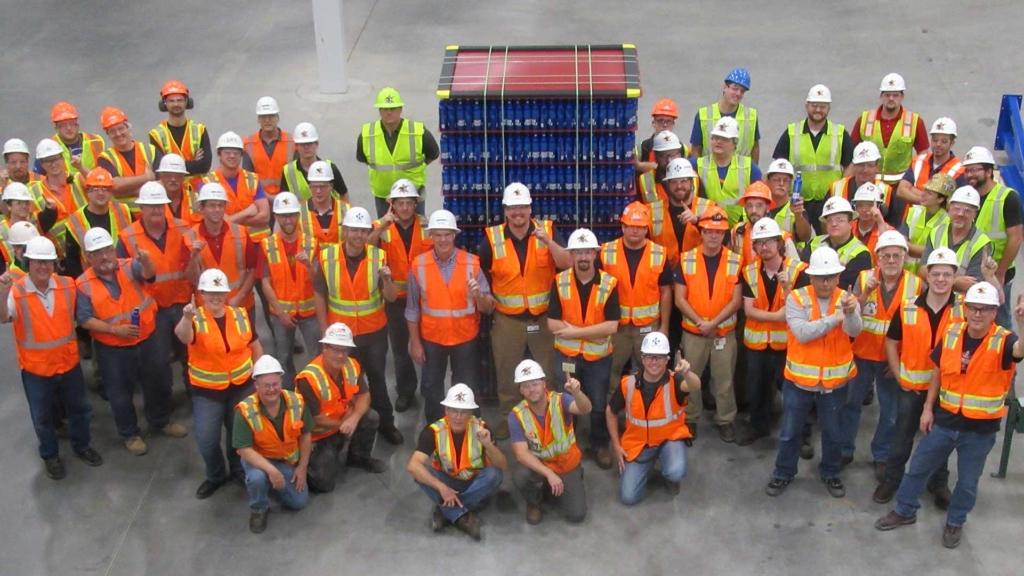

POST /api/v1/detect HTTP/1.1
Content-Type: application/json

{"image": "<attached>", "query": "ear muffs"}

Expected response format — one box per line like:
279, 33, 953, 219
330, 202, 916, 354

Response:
158, 100, 168, 112
159, 97, 195, 112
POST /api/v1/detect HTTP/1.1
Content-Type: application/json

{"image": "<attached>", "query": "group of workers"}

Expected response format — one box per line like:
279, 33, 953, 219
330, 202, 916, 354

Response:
0, 71, 1020, 548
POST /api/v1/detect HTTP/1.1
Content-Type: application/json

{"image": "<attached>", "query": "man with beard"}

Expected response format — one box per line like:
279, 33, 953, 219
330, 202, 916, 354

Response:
148, 80, 211, 187
852, 73, 929, 186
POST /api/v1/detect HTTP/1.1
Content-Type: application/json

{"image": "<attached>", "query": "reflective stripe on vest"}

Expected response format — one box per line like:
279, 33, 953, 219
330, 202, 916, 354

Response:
700, 103, 757, 156
789, 120, 843, 201
13, 277, 75, 350
321, 244, 384, 317
512, 392, 575, 461
416, 255, 476, 319
623, 376, 685, 428
553, 270, 615, 357
430, 417, 484, 480
697, 155, 750, 225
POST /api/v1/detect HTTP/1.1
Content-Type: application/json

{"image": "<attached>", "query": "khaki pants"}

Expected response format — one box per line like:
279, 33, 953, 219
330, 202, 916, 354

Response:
491, 312, 555, 414
610, 323, 655, 383
681, 331, 737, 425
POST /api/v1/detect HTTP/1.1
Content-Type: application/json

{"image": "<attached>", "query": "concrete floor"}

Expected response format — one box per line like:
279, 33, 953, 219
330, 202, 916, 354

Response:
1, 1, 1023, 574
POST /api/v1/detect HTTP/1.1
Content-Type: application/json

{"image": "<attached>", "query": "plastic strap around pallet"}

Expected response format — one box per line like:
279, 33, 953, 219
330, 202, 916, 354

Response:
587, 44, 595, 227
481, 45, 494, 224
499, 46, 510, 218
574, 45, 581, 227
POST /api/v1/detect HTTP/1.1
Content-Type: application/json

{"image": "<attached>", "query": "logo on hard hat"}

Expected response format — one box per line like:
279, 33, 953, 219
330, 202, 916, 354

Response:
857, 147, 871, 159
385, 95, 395, 104
935, 121, 946, 131
661, 134, 672, 142
816, 88, 825, 97
717, 121, 728, 131
707, 213, 724, 222
825, 199, 836, 210
887, 78, 897, 87
455, 391, 467, 402
756, 221, 770, 233
300, 130, 310, 138
521, 366, 532, 375
213, 276, 224, 287
965, 151, 974, 160
356, 212, 365, 221
580, 232, 592, 243
399, 183, 409, 192
976, 285, 987, 294
281, 197, 291, 205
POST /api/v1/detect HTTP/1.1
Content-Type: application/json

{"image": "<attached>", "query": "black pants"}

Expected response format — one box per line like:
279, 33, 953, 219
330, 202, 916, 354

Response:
350, 328, 394, 428
307, 409, 379, 493
744, 347, 786, 435
882, 386, 950, 490
386, 299, 419, 399
422, 339, 479, 423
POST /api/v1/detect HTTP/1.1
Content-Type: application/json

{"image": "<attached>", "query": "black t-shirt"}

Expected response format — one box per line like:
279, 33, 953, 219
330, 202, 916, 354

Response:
64, 208, 115, 279
620, 245, 675, 286
546, 273, 621, 322
673, 252, 723, 292
280, 158, 348, 196
886, 291, 955, 343
741, 261, 810, 301
667, 204, 691, 249
415, 421, 492, 466
608, 372, 686, 413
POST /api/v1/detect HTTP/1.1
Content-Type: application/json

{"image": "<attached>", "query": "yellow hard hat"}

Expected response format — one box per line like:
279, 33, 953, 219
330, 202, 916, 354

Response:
375, 87, 404, 109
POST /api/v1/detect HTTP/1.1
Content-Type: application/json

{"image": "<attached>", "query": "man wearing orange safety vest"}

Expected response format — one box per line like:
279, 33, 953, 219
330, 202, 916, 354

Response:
636, 130, 684, 209
191, 182, 258, 318
876, 281, 1023, 549
840, 230, 921, 478
64, 167, 134, 278
313, 206, 401, 445
47, 101, 105, 177
731, 181, 800, 268
737, 218, 808, 446
204, 132, 271, 242
156, 153, 199, 224
233, 354, 313, 534
651, 157, 712, 268
0, 236, 103, 480
243, 96, 293, 199
895, 117, 966, 207
367, 179, 432, 413
148, 80, 211, 185
406, 384, 507, 540
479, 182, 570, 439
299, 160, 349, 250
96, 107, 159, 211
296, 322, 386, 494
606, 331, 699, 505
766, 246, 862, 499
30, 139, 87, 232
600, 201, 671, 385
674, 206, 742, 443
406, 210, 494, 424
548, 228, 620, 469
2, 138, 42, 198
509, 359, 591, 524
852, 73, 929, 186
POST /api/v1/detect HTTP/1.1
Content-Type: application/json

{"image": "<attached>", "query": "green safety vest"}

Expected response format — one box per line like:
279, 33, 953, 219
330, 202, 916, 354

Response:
788, 120, 845, 201
976, 183, 1018, 266
698, 103, 757, 157
54, 132, 105, 176
859, 108, 919, 179
904, 205, 949, 272
282, 159, 338, 201
361, 119, 426, 199
809, 234, 869, 267
928, 223, 991, 274
697, 155, 751, 226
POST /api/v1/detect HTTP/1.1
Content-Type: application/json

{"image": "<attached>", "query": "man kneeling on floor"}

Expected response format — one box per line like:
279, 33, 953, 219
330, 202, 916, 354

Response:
406, 384, 507, 540
606, 331, 699, 505
509, 359, 592, 525
233, 355, 313, 534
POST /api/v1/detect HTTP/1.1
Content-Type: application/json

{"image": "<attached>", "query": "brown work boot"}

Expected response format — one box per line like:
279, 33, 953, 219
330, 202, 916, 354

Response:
942, 524, 962, 549
872, 482, 897, 504
929, 485, 952, 511
594, 446, 613, 470
525, 503, 543, 525
157, 422, 189, 438
454, 512, 481, 541
875, 510, 916, 531
249, 509, 268, 534
716, 423, 736, 443
124, 436, 148, 456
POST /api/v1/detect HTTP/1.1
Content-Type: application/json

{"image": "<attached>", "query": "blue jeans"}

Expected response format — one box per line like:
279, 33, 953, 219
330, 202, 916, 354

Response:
416, 466, 503, 523
895, 424, 997, 526
269, 313, 321, 387
996, 278, 1013, 329
556, 351, 612, 448
241, 458, 310, 512
620, 441, 687, 505
773, 380, 848, 481
839, 357, 898, 462
191, 383, 253, 483
22, 366, 92, 459
95, 336, 173, 439
882, 387, 950, 489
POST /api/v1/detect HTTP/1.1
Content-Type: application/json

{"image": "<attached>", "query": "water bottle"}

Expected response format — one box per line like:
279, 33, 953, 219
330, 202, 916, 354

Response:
793, 171, 804, 203
131, 308, 140, 327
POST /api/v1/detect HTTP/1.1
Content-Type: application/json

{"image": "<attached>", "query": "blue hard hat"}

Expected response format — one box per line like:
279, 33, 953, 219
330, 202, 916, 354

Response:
724, 67, 751, 90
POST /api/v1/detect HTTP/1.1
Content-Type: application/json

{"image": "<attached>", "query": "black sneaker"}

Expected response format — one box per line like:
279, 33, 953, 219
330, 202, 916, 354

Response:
44, 457, 66, 480
379, 424, 404, 446
249, 510, 268, 534
74, 447, 103, 467
873, 461, 886, 484
195, 479, 226, 500
765, 477, 791, 497
394, 395, 416, 413
824, 477, 846, 498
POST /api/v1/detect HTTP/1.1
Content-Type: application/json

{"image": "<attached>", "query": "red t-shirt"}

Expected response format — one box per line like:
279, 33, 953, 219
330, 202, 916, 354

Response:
851, 106, 929, 152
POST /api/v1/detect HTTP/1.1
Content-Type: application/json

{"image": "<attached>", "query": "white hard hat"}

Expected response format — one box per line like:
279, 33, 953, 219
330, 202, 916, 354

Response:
319, 322, 356, 348
255, 96, 280, 115
961, 146, 995, 166
272, 192, 301, 215
252, 354, 285, 378
342, 206, 373, 229
293, 122, 319, 144
652, 131, 682, 152
197, 182, 228, 203
662, 157, 696, 181
806, 246, 846, 276
306, 160, 333, 183
875, 230, 908, 251
513, 359, 545, 384
750, 217, 783, 241
2, 182, 32, 202
7, 220, 39, 246
35, 138, 63, 160
3, 138, 30, 156
930, 117, 957, 136
427, 209, 460, 232
926, 247, 958, 269
83, 227, 114, 252
216, 131, 244, 150
24, 236, 58, 261
710, 116, 740, 139
440, 383, 478, 410
949, 185, 981, 208
566, 228, 600, 250
879, 72, 906, 92
156, 153, 189, 174
502, 182, 532, 206
197, 268, 231, 292
852, 141, 882, 164
640, 331, 671, 355
852, 182, 883, 204
136, 181, 171, 205
388, 179, 419, 200
806, 84, 832, 103
964, 281, 1000, 307
820, 196, 855, 220
766, 158, 795, 176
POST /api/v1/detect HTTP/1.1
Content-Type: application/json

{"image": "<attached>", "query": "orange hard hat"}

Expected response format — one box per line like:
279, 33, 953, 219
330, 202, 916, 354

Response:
651, 98, 678, 119
160, 80, 189, 99
620, 201, 652, 227
738, 181, 775, 209
85, 167, 114, 188
698, 206, 730, 231
99, 106, 128, 130
51, 101, 79, 123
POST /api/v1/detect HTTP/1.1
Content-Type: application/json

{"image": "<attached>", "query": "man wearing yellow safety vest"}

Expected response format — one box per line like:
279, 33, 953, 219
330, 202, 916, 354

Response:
773, 84, 853, 229
764, 159, 814, 243
696, 117, 763, 226
636, 130, 684, 209
64, 168, 134, 279
148, 80, 211, 184
407, 384, 507, 540
47, 101, 105, 177
901, 174, 955, 272
509, 359, 591, 524
876, 281, 1023, 549
766, 246, 862, 499
690, 67, 760, 162
961, 146, 1023, 328
96, 107, 159, 210
479, 183, 570, 440
852, 73, 929, 185
895, 117, 966, 207
281, 122, 348, 202
356, 87, 438, 217
313, 206, 401, 445
919, 185, 993, 294
804, 196, 871, 290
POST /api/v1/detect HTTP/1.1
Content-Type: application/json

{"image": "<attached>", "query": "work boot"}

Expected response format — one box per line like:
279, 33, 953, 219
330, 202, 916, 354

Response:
665, 479, 681, 496
124, 436, 148, 456
430, 507, 446, 532
873, 461, 886, 484
929, 485, 952, 511
942, 524, 962, 549
454, 512, 481, 541
862, 385, 875, 406
686, 421, 698, 440
875, 510, 916, 531
765, 477, 791, 497
824, 477, 846, 498
736, 425, 767, 446
594, 446, 613, 470
74, 447, 104, 467
840, 454, 853, 469
526, 503, 543, 525
379, 424, 404, 446
493, 418, 510, 441
156, 422, 189, 438
716, 423, 735, 443
249, 510, 268, 534
800, 440, 814, 460
195, 479, 226, 500
872, 482, 897, 504
44, 457, 66, 480
347, 454, 387, 474
394, 394, 416, 413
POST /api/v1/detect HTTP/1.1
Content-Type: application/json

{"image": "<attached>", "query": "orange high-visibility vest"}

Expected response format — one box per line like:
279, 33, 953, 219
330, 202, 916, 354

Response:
10, 274, 79, 377
486, 219, 555, 316
295, 354, 361, 441
119, 218, 196, 307
830, 176, 894, 215
243, 131, 293, 197
261, 232, 317, 318
649, 195, 713, 265
319, 244, 387, 335
301, 197, 348, 248
938, 323, 1015, 420
194, 222, 254, 308
619, 373, 691, 461
430, 416, 485, 481
552, 269, 617, 360
600, 238, 665, 327
852, 270, 922, 361
911, 152, 964, 188
204, 169, 270, 241
413, 249, 480, 346
784, 287, 857, 389
897, 295, 964, 391
511, 391, 581, 475
376, 215, 431, 299
742, 257, 806, 350
75, 259, 156, 347
149, 120, 205, 160
99, 142, 157, 210
236, 390, 305, 465
679, 247, 742, 336
187, 306, 254, 390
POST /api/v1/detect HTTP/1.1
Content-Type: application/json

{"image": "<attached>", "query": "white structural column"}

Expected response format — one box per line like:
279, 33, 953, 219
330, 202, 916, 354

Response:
312, 0, 348, 93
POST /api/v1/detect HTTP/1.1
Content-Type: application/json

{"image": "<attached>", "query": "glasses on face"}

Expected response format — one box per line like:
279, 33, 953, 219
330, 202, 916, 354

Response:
642, 354, 669, 362
966, 305, 995, 316
877, 252, 903, 262
652, 118, 674, 127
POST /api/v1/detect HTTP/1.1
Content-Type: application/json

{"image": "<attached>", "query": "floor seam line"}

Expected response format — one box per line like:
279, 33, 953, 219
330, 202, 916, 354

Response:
102, 461, 160, 576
